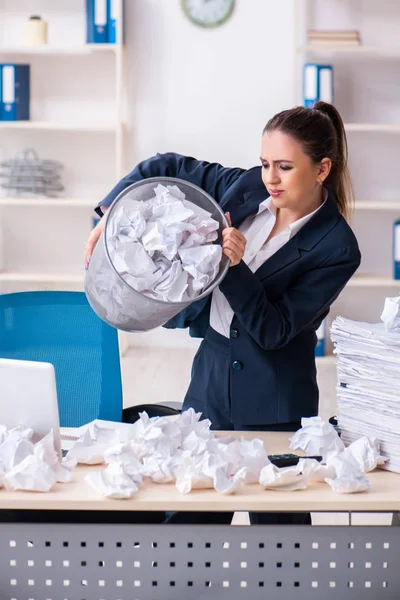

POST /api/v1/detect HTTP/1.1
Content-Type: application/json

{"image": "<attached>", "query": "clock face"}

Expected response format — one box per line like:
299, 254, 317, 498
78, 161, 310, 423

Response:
182, 0, 235, 28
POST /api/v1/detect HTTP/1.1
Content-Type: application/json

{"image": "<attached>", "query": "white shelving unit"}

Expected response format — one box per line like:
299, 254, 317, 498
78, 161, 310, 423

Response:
0, 197, 95, 207
298, 45, 400, 57
0, 121, 120, 132
0, 44, 120, 55
0, 272, 83, 284
0, 1, 126, 293
347, 276, 400, 289
295, 0, 400, 356
345, 123, 400, 133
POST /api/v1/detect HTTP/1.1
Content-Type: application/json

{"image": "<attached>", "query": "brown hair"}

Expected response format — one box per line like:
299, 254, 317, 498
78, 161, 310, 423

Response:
263, 101, 354, 221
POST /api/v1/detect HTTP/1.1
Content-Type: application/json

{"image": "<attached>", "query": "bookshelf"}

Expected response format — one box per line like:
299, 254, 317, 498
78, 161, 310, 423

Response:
298, 45, 400, 57
295, 0, 400, 353
0, 121, 121, 132
0, 44, 119, 55
0, 1, 126, 295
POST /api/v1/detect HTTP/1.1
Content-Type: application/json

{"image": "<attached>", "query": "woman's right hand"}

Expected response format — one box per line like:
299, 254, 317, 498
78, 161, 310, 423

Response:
83, 213, 106, 270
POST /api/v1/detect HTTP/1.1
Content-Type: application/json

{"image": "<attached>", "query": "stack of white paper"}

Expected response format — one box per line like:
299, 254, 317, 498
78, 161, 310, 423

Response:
331, 299, 400, 473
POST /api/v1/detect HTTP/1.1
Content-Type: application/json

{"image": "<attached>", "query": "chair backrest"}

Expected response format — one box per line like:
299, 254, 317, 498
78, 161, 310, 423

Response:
0, 291, 122, 427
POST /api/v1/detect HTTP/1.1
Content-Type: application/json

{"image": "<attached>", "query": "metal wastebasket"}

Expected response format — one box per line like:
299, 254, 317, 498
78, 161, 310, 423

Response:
84, 177, 230, 332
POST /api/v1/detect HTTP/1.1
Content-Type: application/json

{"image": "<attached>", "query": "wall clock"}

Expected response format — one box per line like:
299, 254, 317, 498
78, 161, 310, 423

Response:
181, 0, 235, 28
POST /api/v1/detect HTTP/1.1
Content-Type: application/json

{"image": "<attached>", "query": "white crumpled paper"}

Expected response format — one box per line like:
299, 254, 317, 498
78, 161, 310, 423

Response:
107, 184, 222, 302
289, 416, 385, 493
71, 410, 270, 498
0, 427, 75, 492
68, 411, 384, 499
85, 462, 142, 499
67, 421, 136, 465
381, 296, 400, 332
324, 452, 371, 494
259, 459, 317, 491
290, 416, 345, 461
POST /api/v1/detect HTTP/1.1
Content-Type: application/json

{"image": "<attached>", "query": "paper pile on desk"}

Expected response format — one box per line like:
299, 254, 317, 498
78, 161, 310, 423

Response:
78, 412, 270, 498
0, 426, 75, 492
289, 417, 385, 493
331, 296, 400, 473
65, 410, 382, 499
105, 184, 222, 302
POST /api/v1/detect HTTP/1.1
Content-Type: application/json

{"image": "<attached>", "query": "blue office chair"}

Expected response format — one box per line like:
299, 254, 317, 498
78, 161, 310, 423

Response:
0, 291, 123, 428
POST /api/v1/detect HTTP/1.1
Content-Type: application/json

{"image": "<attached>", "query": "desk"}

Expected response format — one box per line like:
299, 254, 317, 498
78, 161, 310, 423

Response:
1, 431, 400, 599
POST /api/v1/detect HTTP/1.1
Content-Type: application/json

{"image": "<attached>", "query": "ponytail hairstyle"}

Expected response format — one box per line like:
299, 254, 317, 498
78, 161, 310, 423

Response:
263, 101, 354, 221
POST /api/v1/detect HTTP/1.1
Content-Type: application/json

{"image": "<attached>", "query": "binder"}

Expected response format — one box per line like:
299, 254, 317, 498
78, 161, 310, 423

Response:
107, 0, 124, 44
0, 65, 2, 120
303, 63, 334, 107
315, 319, 326, 357
393, 219, 400, 280
0, 64, 30, 121
303, 63, 318, 108
318, 65, 334, 103
86, 0, 108, 44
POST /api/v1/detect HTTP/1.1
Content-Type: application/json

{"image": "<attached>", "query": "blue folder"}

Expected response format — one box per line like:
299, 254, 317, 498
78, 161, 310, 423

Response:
0, 64, 30, 121
0, 65, 2, 119
315, 319, 326, 357
393, 219, 400, 280
303, 63, 333, 108
86, 0, 108, 43
107, 0, 124, 44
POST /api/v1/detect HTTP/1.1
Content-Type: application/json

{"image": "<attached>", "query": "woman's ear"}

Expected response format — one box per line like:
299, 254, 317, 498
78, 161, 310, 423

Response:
317, 157, 332, 183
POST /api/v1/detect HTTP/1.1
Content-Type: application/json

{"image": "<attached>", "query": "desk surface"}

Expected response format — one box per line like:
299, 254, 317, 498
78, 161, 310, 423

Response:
1, 431, 400, 512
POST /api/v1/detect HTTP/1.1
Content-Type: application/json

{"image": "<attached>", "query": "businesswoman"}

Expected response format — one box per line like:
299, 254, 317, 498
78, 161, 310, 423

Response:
84, 101, 361, 525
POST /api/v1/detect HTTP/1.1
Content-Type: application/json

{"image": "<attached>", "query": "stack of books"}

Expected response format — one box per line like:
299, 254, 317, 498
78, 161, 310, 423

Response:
331, 316, 400, 473
308, 29, 361, 47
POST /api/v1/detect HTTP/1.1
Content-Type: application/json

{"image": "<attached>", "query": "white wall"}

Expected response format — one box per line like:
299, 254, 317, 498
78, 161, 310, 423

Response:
122, 0, 296, 348
1, 0, 398, 352
124, 0, 296, 169
0, 0, 296, 350
305, 0, 400, 352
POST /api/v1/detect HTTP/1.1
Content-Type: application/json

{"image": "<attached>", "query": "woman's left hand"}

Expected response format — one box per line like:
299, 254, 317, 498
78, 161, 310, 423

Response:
222, 213, 247, 267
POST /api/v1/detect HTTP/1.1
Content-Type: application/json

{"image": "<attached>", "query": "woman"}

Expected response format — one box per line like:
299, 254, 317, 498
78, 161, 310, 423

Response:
84, 101, 361, 525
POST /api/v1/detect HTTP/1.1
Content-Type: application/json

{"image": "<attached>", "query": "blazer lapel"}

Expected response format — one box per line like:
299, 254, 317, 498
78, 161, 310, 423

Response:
254, 238, 302, 280
221, 188, 268, 227
255, 192, 342, 281
220, 179, 342, 282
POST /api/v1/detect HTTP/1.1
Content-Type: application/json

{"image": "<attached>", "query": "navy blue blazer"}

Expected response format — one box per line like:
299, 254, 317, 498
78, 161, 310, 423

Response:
96, 152, 361, 424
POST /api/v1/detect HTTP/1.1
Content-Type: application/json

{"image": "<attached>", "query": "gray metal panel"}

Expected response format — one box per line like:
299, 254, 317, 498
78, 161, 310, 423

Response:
0, 523, 399, 599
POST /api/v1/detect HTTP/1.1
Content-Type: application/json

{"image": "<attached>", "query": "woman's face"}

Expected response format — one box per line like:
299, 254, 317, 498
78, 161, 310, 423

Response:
260, 130, 330, 211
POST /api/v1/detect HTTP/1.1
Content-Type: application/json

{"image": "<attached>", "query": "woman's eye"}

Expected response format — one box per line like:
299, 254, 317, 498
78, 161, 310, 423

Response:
262, 163, 269, 169
280, 166, 293, 171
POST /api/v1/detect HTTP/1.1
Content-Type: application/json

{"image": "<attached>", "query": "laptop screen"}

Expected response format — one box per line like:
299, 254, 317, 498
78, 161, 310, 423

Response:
0, 358, 61, 456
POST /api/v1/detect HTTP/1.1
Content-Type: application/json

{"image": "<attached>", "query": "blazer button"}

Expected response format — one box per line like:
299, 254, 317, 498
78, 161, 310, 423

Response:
231, 329, 239, 338
232, 360, 243, 371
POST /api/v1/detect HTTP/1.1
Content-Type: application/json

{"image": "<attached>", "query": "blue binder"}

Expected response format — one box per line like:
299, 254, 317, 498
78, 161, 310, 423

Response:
86, 0, 108, 43
108, 0, 124, 44
303, 64, 333, 108
315, 319, 326, 357
0, 65, 2, 120
393, 219, 400, 280
0, 64, 30, 121
318, 65, 334, 103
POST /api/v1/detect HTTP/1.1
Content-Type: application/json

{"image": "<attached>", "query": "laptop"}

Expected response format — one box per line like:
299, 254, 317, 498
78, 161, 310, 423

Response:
0, 358, 62, 457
